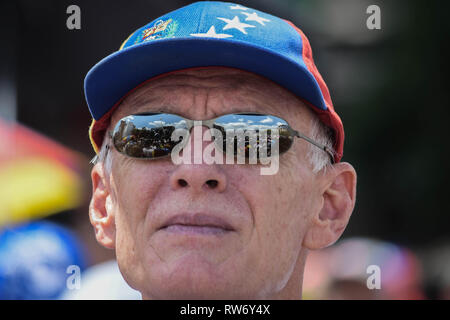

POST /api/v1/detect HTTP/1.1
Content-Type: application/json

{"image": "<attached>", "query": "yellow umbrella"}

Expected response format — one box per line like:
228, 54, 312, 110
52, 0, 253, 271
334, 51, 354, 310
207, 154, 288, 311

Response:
0, 118, 83, 227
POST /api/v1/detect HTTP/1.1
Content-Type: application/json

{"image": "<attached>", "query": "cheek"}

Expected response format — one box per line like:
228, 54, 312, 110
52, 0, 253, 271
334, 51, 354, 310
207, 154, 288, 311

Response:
110, 159, 172, 287
111, 159, 169, 216
234, 164, 314, 235
230, 164, 315, 277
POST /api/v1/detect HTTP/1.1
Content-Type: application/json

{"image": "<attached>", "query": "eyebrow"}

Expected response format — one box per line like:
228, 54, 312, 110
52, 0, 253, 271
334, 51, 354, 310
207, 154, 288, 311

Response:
132, 104, 194, 119
127, 101, 281, 121
120, 86, 287, 120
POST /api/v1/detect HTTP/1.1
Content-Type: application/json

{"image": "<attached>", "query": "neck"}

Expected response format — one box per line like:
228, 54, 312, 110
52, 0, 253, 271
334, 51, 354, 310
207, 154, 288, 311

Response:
265, 249, 307, 300
142, 250, 308, 300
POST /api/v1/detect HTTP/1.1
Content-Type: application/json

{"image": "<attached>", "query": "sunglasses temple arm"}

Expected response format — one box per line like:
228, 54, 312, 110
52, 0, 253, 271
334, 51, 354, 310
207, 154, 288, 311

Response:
293, 131, 335, 164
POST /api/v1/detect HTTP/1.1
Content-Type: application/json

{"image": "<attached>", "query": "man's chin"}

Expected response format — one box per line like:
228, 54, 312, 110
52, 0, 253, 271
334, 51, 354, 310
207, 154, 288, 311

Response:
141, 253, 250, 299
148, 230, 242, 266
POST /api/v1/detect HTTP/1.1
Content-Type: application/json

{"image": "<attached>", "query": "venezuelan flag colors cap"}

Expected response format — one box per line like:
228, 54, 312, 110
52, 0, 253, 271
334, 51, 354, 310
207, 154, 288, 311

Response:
85, 1, 344, 162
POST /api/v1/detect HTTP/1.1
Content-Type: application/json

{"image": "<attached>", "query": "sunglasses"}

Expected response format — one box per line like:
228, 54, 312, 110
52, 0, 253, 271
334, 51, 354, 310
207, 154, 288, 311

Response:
108, 112, 335, 163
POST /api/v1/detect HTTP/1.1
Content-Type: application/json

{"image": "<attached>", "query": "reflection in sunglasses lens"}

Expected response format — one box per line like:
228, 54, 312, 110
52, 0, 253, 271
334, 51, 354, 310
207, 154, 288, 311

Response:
113, 113, 294, 160
113, 114, 186, 158
214, 115, 293, 162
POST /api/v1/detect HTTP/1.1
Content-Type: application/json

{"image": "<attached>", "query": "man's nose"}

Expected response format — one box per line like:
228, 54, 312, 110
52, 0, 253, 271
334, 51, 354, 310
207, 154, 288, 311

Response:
169, 164, 227, 192
169, 125, 227, 193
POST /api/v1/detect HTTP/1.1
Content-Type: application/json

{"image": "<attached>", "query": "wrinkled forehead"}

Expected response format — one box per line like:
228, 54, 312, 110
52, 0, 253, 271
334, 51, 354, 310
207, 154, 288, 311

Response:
110, 67, 314, 129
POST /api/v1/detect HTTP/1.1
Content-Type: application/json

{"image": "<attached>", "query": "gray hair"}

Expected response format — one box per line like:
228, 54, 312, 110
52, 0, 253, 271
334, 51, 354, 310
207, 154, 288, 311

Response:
91, 134, 112, 174
306, 115, 335, 173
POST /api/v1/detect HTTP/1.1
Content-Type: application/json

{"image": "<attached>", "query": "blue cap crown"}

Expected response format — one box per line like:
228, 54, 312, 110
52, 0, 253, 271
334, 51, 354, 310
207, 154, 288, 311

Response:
121, 1, 301, 64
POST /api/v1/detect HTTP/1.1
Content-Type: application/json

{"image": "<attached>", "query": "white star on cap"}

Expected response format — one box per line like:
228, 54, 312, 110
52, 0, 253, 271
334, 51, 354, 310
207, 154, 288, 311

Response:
217, 16, 255, 34
190, 26, 233, 38
241, 12, 271, 26
230, 4, 248, 10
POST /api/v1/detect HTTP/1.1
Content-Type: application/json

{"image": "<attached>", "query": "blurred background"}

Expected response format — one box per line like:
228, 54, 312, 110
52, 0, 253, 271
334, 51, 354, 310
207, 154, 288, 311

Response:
0, 0, 448, 299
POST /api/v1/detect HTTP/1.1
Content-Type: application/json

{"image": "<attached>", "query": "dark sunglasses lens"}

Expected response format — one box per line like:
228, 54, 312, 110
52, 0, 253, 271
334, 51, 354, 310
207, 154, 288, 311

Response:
213, 114, 294, 159
112, 113, 188, 158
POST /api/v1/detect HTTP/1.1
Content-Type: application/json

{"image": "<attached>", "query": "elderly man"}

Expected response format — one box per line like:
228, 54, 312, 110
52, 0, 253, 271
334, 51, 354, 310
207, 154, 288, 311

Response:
84, 1, 356, 299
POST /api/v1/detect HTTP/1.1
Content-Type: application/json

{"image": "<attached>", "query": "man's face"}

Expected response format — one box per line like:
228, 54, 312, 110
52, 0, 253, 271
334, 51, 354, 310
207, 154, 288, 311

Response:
91, 67, 356, 299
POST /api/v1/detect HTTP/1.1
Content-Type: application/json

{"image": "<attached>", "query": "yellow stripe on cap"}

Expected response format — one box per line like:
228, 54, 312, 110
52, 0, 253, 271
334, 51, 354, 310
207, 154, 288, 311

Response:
119, 32, 135, 50
89, 118, 100, 154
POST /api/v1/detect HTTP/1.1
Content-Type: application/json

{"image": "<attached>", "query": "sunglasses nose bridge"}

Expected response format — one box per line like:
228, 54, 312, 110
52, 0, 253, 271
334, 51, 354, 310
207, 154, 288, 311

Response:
182, 119, 215, 130
172, 122, 225, 165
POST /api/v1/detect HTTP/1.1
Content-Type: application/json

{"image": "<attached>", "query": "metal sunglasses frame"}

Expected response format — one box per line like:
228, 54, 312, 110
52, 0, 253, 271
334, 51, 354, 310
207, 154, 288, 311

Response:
106, 112, 335, 164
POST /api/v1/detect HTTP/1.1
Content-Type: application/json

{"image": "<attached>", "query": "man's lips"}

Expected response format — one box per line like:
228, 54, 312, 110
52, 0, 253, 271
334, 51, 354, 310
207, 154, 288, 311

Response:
163, 225, 229, 235
158, 213, 235, 235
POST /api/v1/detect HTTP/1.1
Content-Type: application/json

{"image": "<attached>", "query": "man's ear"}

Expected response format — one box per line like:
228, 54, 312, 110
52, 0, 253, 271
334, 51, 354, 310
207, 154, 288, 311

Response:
303, 162, 357, 250
89, 163, 116, 249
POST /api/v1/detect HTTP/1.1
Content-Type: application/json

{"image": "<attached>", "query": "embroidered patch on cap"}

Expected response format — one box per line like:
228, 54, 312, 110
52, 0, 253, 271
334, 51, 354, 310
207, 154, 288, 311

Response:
135, 18, 179, 43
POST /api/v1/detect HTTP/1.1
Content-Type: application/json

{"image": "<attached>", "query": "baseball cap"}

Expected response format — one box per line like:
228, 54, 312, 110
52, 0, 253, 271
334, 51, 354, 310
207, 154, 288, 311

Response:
85, 1, 344, 162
